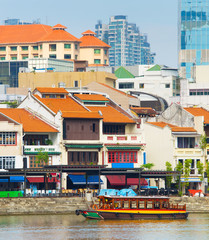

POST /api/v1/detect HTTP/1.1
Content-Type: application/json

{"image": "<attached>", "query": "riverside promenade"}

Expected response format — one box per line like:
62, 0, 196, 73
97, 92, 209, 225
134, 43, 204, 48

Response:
0, 196, 209, 215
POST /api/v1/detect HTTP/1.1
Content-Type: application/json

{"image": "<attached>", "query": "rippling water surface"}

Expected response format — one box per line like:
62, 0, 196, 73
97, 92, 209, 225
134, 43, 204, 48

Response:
0, 213, 208, 240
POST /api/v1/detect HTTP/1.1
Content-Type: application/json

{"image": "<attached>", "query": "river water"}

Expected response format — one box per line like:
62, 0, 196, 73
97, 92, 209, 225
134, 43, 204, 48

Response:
0, 213, 208, 240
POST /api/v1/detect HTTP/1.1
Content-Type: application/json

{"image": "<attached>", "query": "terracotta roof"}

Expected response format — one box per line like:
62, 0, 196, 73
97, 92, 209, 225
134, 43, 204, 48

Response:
87, 105, 135, 123
184, 107, 209, 124
147, 122, 197, 132
0, 24, 79, 44
34, 95, 87, 113
99, 83, 137, 99
39, 27, 80, 42
0, 24, 51, 44
0, 109, 58, 133
81, 30, 96, 35
34, 87, 68, 94
53, 24, 67, 29
74, 94, 109, 101
62, 111, 103, 119
80, 30, 110, 48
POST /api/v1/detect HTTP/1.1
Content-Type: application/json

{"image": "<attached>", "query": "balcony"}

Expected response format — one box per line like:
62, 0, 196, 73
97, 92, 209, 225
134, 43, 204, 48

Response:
174, 148, 203, 157
103, 134, 141, 145
24, 145, 61, 155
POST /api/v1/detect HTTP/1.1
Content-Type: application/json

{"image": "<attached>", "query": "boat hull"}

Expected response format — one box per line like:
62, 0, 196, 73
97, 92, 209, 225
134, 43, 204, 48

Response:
76, 209, 188, 220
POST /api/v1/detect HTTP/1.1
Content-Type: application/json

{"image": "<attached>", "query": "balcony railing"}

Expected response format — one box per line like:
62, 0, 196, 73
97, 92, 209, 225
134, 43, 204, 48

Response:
103, 134, 140, 144
175, 148, 203, 156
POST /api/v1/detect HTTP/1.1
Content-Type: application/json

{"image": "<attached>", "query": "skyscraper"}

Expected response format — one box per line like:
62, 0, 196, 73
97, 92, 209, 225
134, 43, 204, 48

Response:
178, 0, 209, 80
95, 15, 155, 67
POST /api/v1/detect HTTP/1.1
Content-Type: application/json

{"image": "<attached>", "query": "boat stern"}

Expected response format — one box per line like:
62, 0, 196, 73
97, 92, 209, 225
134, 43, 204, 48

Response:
75, 209, 103, 220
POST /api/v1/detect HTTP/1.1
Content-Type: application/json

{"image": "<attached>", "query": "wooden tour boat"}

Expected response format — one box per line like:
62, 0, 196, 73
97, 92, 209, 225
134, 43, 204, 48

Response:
76, 195, 188, 220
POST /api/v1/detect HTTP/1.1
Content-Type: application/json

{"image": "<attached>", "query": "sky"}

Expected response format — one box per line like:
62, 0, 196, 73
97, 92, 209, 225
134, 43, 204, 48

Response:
1, 0, 178, 67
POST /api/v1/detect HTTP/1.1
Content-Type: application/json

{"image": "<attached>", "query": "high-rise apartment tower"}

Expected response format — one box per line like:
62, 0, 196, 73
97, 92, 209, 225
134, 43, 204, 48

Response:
95, 15, 155, 66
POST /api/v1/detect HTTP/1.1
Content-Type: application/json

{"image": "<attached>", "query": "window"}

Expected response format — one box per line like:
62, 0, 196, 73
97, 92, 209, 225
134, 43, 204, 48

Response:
33, 54, 38, 58
119, 83, 134, 89
75, 44, 78, 50
139, 83, 144, 88
94, 59, 101, 64
0, 47, 6, 51
108, 151, 137, 163
64, 44, 71, 49
75, 55, 78, 60
21, 46, 28, 51
0, 132, 16, 145
104, 60, 107, 65
103, 124, 125, 135
11, 56, 17, 60
29, 156, 51, 168
94, 49, 101, 54
49, 44, 56, 51
68, 151, 98, 165
22, 55, 28, 59
165, 84, 170, 88
74, 80, 78, 87
0, 56, 5, 60
104, 49, 107, 55
177, 137, 195, 148
64, 54, 71, 59
10, 46, 17, 51
92, 123, 96, 132
49, 54, 56, 59
0, 156, 15, 169
39, 45, 42, 50
33, 46, 38, 50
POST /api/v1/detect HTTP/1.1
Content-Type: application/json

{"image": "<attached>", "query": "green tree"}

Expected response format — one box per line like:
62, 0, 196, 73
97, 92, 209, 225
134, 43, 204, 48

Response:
197, 161, 204, 182
36, 150, 49, 166
184, 159, 192, 188
141, 163, 154, 170
165, 162, 173, 188
176, 161, 183, 193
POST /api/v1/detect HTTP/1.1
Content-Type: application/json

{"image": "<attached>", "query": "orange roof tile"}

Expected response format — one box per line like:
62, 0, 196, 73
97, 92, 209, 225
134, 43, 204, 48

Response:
53, 24, 67, 29
147, 122, 197, 132
62, 111, 103, 119
0, 24, 52, 44
87, 105, 135, 123
39, 27, 80, 42
82, 30, 96, 35
74, 94, 109, 101
0, 24, 79, 44
80, 30, 110, 48
0, 109, 58, 133
184, 107, 209, 124
34, 95, 88, 113
98, 83, 137, 99
35, 87, 68, 94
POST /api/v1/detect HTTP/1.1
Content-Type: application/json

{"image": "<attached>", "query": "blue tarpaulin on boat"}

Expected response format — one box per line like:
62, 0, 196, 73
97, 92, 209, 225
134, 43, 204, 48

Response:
118, 189, 137, 196
68, 175, 103, 185
10, 176, 25, 182
98, 189, 119, 196
0, 179, 8, 182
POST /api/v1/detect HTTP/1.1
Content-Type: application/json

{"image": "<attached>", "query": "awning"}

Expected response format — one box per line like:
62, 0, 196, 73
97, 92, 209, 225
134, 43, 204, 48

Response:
27, 177, 59, 183
0, 178, 8, 182
68, 174, 103, 185
10, 176, 25, 182
106, 146, 141, 150
107, 175, 148, 186
24, 152, 61, 155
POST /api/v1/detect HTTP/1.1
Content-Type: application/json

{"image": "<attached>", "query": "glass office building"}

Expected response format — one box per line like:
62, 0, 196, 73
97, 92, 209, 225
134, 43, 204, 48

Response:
179, 0, 209, 80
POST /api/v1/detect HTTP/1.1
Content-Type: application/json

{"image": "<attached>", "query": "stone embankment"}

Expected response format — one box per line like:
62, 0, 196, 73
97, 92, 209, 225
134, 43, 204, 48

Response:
0, 196, 208, 216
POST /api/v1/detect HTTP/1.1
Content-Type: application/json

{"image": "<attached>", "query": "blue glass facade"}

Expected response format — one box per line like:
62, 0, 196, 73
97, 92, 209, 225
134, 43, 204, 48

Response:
179, 0, 209, 79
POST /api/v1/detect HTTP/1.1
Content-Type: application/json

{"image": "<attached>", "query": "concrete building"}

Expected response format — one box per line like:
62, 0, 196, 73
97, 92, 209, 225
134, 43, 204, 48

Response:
79, 30, 110, 66
116, 65, 180, 103
18, 71, 117, 90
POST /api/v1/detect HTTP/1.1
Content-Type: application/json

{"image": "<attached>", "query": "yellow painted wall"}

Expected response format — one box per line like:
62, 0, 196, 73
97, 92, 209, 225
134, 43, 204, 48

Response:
18, 71, 117, 90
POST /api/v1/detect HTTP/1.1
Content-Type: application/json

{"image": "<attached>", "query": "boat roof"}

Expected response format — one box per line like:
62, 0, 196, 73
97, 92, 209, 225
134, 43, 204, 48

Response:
98, 195, 169, 199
